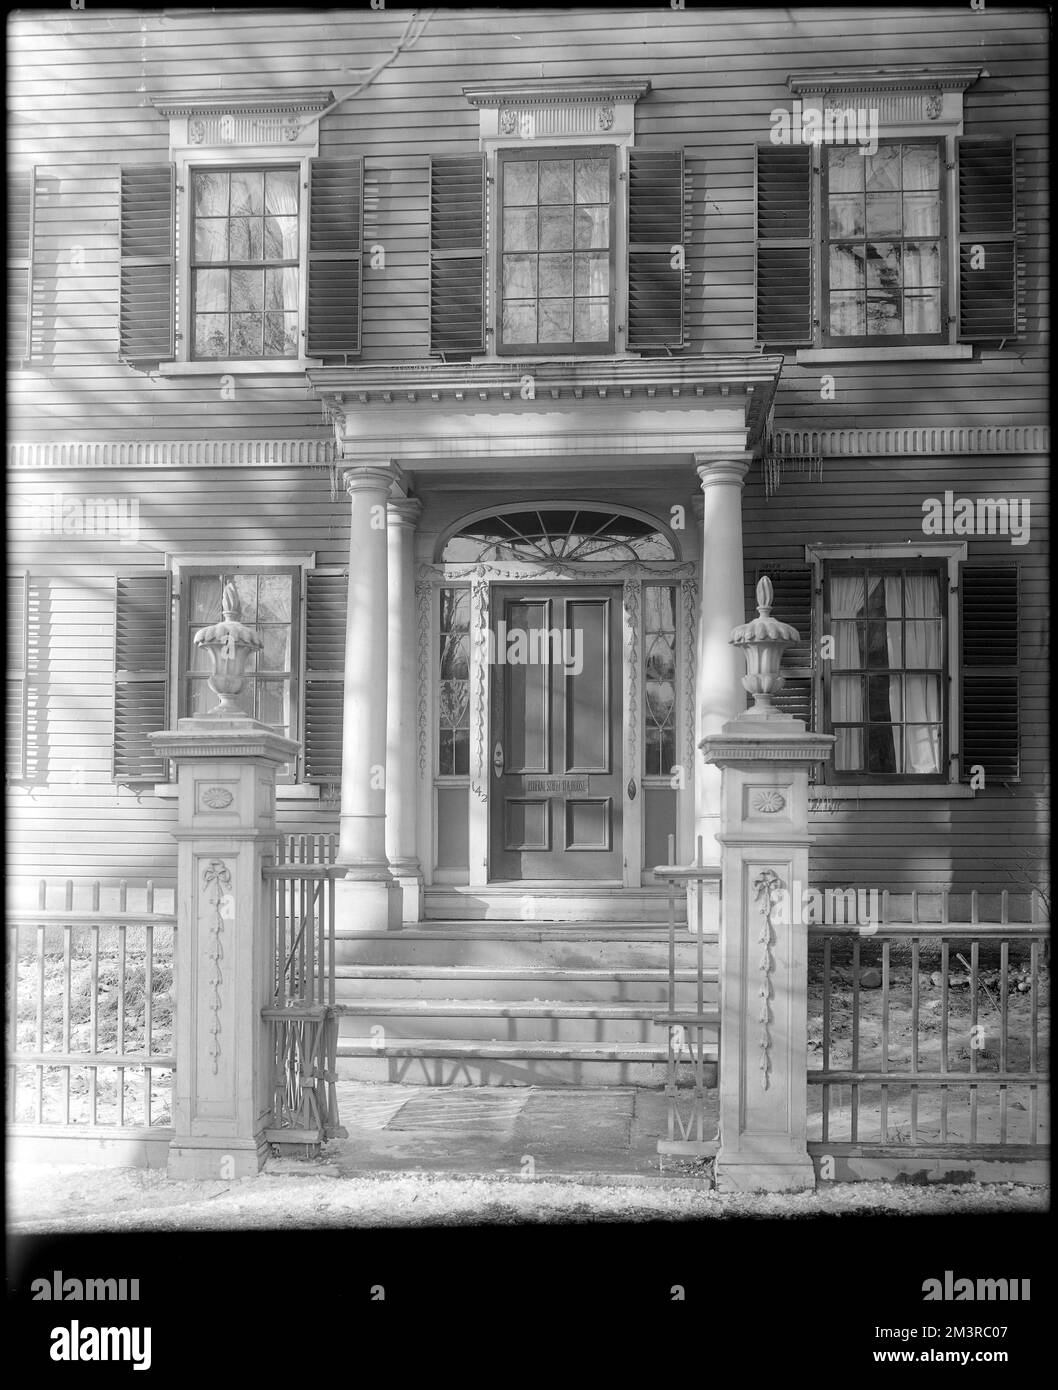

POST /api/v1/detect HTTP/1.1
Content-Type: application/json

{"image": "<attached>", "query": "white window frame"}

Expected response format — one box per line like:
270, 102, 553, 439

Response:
805, 540, 974, 799
151, 92, 330, 374
464, 78, 650, 361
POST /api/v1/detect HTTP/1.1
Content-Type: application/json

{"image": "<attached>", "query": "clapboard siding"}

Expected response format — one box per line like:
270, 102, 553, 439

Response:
743, 452, 1048, 891
7, 6, 1049, 436
6, 466, 346, 887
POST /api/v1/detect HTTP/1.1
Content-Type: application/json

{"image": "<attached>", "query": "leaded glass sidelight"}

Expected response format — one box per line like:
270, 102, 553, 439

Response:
438, 587, 470, 775
191, 167, 300, 359
643, 585, 677, 776
440, 508, 677, 564
824, 142, 944, 343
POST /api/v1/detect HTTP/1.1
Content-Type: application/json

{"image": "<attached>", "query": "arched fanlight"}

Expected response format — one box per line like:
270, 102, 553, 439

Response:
439, 506, 677, 563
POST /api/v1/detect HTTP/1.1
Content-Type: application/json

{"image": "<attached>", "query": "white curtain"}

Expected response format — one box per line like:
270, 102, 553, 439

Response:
831, 574, 866, 771
902, 572, 943, 773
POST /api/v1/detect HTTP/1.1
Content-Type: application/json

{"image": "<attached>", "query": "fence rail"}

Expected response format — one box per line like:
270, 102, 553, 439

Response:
262, 836, 342, 1146
7, 880, 176, 1137
808, 892, 1049, 1158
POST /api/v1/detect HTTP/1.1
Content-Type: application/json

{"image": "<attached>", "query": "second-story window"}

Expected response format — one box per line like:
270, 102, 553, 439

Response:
497, 146, 615, 354
191, 167, 300, 359
823, 141, 945, 343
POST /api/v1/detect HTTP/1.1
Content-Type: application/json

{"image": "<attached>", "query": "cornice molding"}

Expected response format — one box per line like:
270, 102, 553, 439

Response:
151, 89, 335, 118
770, 425, 1049, 459
308, 354, 783, 407
788, 66, 983, 95
8, 439, 337, 471
463, 77, 651, 107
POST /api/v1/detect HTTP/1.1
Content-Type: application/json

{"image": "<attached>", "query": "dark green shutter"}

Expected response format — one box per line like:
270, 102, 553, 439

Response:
8, 168, 35, 363
755, 146, 813, 344
756, 564, 814, 724
307, 158, 363, 359
627, 148, 685, 350
6, 572, 28, 778
119, 165, 175, 362
303, 570, 347, 782
960, 564, 1019, 781
429, 155, 485, 355
113, 573, 170, 782
957, 138, 1020, 342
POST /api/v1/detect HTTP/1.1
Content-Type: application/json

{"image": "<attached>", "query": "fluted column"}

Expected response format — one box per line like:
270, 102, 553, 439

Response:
386, 497, 424, 923
695, 454, 752, 861
335, 463, 400, 930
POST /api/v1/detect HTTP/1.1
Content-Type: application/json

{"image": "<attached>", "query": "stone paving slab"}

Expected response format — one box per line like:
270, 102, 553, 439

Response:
327, 1082, 718, 1181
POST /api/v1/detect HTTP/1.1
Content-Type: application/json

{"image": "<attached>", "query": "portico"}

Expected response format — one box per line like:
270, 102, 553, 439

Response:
314, 355, 781, 927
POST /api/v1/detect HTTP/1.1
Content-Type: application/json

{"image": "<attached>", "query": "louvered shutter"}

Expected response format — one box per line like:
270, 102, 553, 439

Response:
756, 564, 814, 724
6, 572, 28, 778
119, 165, 175, 362
429, 155, 485, 355
8, 168, 35, 363
957, 138, 1020, 342
960, 564, 1019, 781
303, 570, 347, 782
755, 146, 814, 344
627, 149, 685, 350
113, 573, 170, 783
306, 158, 363, 359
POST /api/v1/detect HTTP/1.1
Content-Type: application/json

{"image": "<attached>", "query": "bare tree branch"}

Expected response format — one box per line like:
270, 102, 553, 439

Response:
307, 9, 435, 127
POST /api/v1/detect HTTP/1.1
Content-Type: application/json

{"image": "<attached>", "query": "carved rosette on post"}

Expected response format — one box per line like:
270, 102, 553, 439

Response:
729, 575, 800, 719
193, 580, 264, 715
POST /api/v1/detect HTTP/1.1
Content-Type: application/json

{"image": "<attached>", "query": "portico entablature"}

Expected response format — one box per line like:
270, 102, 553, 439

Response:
310, 354, 782, 468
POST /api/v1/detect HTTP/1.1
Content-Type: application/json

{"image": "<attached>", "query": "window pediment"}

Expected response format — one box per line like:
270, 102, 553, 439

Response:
786, 65, 983, 138
464, 76, 650, 144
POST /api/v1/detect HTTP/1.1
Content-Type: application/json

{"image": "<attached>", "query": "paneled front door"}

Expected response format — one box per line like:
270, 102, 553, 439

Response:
489, 586, 622, 880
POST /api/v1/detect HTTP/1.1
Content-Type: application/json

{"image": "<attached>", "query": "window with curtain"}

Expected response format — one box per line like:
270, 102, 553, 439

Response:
497, 147, 616, 353
191, 167, 300, 358
823, 140, 945, 344
826, 564, 946, 778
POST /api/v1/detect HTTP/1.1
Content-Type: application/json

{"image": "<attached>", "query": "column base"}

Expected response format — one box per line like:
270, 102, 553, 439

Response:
167, 1135, 267, 1181
393, 873, 424, 924
714, 1152, 817, 1193
335, 873, 402, 931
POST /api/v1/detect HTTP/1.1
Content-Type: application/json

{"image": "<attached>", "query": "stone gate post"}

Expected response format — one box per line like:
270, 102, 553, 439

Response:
701, 577, 833, 1193
151, 717, 298, 1179
150, 580, 299, 1179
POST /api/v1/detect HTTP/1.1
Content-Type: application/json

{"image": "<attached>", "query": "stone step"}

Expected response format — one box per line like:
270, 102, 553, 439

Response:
334, 924, 718, 971
424, 886, 691, 923
335, 1037, 718, 1087
335, 998, 719, 1044
335, 964, 717, 1003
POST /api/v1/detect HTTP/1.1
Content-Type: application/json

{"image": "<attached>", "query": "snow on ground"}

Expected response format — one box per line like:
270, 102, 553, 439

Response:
7, 1161, 1048, 1231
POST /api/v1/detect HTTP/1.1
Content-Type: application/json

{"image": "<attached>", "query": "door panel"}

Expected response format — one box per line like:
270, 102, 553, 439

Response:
490, 586, 622, 881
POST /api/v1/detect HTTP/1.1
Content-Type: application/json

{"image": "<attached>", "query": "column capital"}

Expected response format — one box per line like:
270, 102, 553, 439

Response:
341, 462, 400, 495
388, 496, 422, 528
694, 454, 753, 490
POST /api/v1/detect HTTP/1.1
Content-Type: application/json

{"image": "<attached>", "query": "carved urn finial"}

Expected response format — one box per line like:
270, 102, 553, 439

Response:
730, 575, 801, 718
193, 578, 263, 716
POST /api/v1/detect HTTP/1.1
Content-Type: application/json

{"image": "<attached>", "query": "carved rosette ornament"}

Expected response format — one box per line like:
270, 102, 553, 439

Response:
752, 868, 783, 1090
202, 860, 233, 1075
189, 118, 205, 144
751, 789, 786, 814
598, 105, 615, 130
925, 92, 943, 119
499, 108, 518, 134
